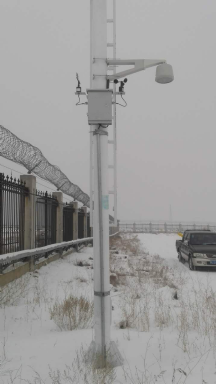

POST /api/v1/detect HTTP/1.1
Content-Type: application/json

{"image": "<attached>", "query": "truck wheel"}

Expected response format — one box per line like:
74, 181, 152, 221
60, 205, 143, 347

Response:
178, 252, 184, 263
189, 256, 196, 271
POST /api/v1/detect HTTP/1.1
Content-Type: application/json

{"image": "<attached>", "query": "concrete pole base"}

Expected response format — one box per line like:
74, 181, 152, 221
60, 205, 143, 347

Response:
85, 340, 123, 369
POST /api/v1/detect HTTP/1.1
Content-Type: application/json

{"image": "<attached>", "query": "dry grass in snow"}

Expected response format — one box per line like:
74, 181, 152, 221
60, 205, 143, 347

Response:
50, 294, 94, 331
1, 234, 216, 383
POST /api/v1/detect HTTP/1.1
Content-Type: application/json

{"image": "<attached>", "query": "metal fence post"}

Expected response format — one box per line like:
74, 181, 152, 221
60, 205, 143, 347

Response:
72, 201, 78, 240
117, 220, 120, 233
87, 213, 91, 237
82, 206, 88, 238
0, 174, 3, 255
20, 175, 36, 250
45, 191, 48, 246
52, 192, 63, 243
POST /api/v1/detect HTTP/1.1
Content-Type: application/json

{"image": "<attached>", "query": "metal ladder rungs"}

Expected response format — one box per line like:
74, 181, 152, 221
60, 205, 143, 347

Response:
107, 43, 114, 47
107, 19, 114, 23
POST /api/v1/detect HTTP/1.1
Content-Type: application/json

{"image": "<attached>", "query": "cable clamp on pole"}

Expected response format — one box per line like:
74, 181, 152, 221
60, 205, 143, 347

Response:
93, 130, 108, 136
94, 291, 110, 297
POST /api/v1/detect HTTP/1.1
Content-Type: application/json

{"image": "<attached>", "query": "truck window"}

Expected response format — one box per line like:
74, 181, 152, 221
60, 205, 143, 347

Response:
184, 233, 189, 241
190, 233, 216, 245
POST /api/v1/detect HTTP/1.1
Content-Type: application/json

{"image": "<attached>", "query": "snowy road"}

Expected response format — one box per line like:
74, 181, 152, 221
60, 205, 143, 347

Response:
138, 232, 216, 291
138, 233, 179, 261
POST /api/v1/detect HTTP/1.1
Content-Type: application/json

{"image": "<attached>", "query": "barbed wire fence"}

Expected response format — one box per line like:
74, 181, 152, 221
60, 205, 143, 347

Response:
0, 125, 90, 207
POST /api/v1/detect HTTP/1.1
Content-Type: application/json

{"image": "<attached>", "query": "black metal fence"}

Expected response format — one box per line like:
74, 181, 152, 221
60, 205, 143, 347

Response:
78, 209, 84, 239
35, 191, 58, 248
0, 173, 117, 256
87, 214, 91, 237
0, 173, 28, 255
63, 204, 74, 241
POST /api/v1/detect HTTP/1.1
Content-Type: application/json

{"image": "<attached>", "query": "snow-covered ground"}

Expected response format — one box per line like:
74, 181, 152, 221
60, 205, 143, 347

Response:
1, 234, 216, 383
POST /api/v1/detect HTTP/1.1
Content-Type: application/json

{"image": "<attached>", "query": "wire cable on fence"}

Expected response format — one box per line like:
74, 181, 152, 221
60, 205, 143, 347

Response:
0, 125, 90, 207
0, 162, 72, 203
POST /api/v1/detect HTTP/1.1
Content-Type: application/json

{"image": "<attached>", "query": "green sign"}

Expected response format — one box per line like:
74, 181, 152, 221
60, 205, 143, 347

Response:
102, 195, 109, 210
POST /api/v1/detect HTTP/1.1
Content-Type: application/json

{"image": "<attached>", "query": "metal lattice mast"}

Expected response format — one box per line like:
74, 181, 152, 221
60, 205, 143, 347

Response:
107, 0, 117, 226
90, 0, 117, 228
107, 0, 117, 227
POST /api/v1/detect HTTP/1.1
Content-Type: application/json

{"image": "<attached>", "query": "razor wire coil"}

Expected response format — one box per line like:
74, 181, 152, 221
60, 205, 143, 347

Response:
0, 125, 90, 207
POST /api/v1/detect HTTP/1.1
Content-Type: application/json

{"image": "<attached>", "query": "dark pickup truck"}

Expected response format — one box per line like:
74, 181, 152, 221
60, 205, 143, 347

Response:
176, 230, 216, 270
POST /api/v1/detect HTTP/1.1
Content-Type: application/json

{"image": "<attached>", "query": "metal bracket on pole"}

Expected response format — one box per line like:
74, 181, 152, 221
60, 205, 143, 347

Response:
93, 130, 108, 136
94, 291, 110, 297
107, 59, 166, 81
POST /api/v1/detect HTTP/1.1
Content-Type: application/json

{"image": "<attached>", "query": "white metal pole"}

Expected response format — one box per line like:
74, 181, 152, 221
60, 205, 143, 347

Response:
113, 0, 117, 227
90, 1, 94, 229
90, 0, 110, 363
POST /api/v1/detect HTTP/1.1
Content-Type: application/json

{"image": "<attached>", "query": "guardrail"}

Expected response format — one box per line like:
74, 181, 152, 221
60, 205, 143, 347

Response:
0, 232, 120, 274
0, 237, 93, 274
119, 223, 215, 234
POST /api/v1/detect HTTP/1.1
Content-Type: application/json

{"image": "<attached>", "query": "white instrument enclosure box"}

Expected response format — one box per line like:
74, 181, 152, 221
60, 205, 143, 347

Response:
87, 89, 113, 125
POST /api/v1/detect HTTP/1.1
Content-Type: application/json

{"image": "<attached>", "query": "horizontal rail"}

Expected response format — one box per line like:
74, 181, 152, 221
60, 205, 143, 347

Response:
0, 232, 120, 271
119, 223, 215, 234
0, 237, 93, 269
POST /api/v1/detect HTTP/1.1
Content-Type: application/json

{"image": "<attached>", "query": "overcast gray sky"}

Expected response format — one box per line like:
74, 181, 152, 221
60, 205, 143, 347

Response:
0, 0, 216, 223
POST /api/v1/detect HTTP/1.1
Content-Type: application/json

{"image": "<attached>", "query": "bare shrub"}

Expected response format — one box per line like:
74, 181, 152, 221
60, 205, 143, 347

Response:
119, 282, 151, 332
154, 292, 173, 330
0, 274, 30, 307
110, 233, 144, 256
175, 278, 216, 352
50, 294, 94, 331
48, 345, 116, 384
119, 294, 136, 329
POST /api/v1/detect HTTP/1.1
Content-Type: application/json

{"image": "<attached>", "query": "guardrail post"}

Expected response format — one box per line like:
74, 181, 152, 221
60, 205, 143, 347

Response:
72, 201, 78, 240
82, 206, 88, 238
52, 192, 63, 243
20, 175, 36, 250
0, 174, 3, 255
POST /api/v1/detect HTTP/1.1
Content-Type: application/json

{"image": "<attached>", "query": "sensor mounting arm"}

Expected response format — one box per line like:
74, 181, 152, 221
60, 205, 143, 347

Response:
107, 59, 166, 81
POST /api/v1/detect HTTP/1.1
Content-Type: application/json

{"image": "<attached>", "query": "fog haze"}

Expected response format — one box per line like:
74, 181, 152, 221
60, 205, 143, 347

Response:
0, 0, 216, 222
